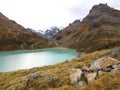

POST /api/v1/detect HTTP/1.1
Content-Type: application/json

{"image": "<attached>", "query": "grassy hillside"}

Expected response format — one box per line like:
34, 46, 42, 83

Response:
53, 4, 120, 52
0, 12, 54, 51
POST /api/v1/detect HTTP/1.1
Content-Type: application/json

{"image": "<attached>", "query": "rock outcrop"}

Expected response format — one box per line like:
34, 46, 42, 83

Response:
70, 68, 82, 85
70, 56, 120, 86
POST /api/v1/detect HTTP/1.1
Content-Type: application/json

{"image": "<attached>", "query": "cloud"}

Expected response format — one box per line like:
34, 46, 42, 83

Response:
69, 0, 120, 20
0, 0, 119, 30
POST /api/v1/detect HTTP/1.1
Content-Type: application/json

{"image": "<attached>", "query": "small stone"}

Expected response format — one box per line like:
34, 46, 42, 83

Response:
77, 81, 86, 86
102, 67, 112, 72
97, 70, 103, 78
12, 85, 17, 90
29, 68, 39, 73
117, 64, 120, 68
114, 64, 120, 69
112, 65, 119, 69
111, 47, 120, 56
111, 68, 120, 74
38, 75, 64, 88
28, 72, 40, 81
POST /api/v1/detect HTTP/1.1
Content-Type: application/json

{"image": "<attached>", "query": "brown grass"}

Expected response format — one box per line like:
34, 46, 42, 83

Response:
0, 48, 120, 90
0, 13, 54, 51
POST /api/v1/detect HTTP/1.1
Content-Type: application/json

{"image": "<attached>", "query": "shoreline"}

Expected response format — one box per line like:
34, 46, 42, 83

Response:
0, 47, 79, 73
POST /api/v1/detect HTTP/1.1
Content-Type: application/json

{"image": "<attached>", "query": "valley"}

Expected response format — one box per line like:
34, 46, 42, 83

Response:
0, 3, 120, 90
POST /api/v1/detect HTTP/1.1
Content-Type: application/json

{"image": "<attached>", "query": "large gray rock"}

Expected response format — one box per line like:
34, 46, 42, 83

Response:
70, 68, 82, 85
90, 57, 120, 71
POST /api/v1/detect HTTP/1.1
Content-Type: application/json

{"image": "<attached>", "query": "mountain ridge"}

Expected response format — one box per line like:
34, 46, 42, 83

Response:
0, 12, 54, 51
53, 3, 120, 52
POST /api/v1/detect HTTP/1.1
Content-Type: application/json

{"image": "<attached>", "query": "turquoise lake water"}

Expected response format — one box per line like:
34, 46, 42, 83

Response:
0, 48, 78, 72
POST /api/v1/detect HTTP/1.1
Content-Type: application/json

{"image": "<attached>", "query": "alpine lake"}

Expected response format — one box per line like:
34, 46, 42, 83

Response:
0, 48, 78, 72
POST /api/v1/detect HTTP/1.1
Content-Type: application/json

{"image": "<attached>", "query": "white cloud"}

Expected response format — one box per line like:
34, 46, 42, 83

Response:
69, 0, 120, 20
0, 0, 119, 30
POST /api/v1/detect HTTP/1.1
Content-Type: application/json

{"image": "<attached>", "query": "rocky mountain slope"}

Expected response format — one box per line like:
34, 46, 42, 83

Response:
53, 4, 120, 52
0, 12, 54, 51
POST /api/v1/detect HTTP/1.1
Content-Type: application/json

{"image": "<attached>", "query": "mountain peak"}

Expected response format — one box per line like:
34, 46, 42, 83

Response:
82, 3, 120, 24
90, 3, 120, 16
91, 3, 109, 10
89, 3, 114, 15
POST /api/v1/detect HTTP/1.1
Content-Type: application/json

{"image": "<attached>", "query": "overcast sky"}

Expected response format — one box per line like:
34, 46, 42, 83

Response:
0, 0, 120, 30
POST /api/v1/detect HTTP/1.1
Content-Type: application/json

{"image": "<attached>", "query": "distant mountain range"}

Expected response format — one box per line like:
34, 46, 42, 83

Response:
27, 26, 60, 38
53, 3, 120, 52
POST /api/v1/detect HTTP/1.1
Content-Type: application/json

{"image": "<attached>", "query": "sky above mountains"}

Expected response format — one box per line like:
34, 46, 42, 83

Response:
0, 0, 120, 30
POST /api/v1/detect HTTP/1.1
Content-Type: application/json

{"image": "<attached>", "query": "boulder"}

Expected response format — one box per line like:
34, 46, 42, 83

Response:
84, 72, 97, 83
28, 72, 40, 81
81, 66, 89, 72
90, 57, 120, 71
70, 68, 82, 85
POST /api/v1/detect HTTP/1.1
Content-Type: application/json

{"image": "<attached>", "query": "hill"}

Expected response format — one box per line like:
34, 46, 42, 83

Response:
0, 12, 54, 51
53, 4, 120, 52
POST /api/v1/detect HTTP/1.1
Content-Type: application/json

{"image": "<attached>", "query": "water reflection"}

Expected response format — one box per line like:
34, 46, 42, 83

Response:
0, 48, 78, 72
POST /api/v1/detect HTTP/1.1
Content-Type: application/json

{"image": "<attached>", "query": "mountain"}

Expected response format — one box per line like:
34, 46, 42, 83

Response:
27, 27, 60, 38
53, 4, 120, 52
1, 4, 120, 90
44, 27, 60, 38
0, 12, 54, 51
